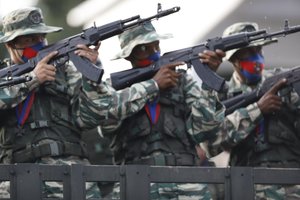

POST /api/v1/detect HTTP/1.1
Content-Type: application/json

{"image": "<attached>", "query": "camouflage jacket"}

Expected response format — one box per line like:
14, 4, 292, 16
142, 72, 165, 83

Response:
0, 61, 161, 165
201, 68, 300, 158
0, 62, 159, 132
102, 70, 226, 146
200, 70, 264, 157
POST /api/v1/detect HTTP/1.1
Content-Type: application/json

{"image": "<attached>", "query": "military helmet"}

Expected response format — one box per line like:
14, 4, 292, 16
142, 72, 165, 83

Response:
223, 22, 277, 61
0, 7, 62, 43
112, 21, 172, 60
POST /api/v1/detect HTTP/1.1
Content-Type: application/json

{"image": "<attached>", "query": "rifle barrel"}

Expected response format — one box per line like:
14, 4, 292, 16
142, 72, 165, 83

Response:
123, 6, 180, 30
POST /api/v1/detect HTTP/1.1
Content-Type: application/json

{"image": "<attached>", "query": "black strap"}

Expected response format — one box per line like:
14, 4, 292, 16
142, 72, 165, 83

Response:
12, 141, 88, 163
127, 153, 200, 166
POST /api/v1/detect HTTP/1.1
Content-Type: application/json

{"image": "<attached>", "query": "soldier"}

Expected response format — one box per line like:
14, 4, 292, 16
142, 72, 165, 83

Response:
202, 22, 300, 199
225, 22, 300, 200
105, 21, 226, 199
0, 7, 100, 198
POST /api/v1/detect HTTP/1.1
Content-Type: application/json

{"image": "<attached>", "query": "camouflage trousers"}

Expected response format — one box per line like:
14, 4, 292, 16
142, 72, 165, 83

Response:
0, 181, 100, 199
255, 184, 300, 200
110, 182, 214, 200
0, 156, 101, 199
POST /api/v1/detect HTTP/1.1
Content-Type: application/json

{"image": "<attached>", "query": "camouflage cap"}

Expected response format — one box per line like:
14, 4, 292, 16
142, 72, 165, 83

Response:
223, 22, 277, 61
112, 21, 172, 60
0, 7, 62, 43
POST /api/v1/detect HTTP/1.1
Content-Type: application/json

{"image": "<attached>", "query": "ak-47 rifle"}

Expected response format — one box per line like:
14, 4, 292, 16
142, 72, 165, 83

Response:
110, 20, 300, 92
0, 5, 180, 83
222, 66, 300, 115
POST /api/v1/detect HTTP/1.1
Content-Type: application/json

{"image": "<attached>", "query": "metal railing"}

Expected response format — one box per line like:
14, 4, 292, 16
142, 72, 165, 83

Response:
0, 164, 300, 200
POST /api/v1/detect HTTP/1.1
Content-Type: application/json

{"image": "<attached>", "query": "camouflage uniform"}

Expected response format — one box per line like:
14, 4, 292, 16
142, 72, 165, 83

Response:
201, 22, 300, 200
227, 70, 300, 200
0, 7, 160, 199
106, 22, 225, 200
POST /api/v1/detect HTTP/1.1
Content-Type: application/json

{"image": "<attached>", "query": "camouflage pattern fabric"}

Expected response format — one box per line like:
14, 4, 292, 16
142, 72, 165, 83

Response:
112, 21, 172, 60
39, 156, 101, 198
217, 68, 300, 155
150, 183, 213, 200
255, 184, 300, 200
102, 72, 224, 200
222, 22, 277, 61
206, 68, 300, 200
172, 74, 226, 147
0, 7, 164, 199
0, 63, 101, 197
0, 156, 101, 199
78, 76, 159, 132
0, 60, 161, 198
110, 182, 214, 200
198, 70, 267, 157
0, 7, 62, 43
0, 62, 159, 131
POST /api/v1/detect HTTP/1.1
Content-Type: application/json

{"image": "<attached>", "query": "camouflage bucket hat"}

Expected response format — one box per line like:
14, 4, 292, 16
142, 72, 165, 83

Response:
0, 7, 62, 43
223, 22, 277, 61
112, 21, 172, 60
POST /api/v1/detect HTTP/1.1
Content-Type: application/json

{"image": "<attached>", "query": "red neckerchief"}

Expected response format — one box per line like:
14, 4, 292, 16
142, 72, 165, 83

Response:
144, 100, 160, 124
15, 91, 35, 126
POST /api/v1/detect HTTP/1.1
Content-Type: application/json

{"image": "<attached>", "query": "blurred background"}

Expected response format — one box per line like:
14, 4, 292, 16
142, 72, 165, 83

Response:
0, 0, 300, 167
1, 0, 300, 80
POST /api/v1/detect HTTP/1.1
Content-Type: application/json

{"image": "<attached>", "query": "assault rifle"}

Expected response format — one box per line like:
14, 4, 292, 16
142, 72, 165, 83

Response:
222, 66, 300, 115
0, 5, 180, 83
111, 20, 300, 92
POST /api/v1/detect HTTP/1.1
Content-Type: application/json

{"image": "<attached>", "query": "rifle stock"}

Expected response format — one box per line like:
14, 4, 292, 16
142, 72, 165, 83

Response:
0, 6, 180, 83
111, 66, 156, 90
222, 90, 259, 115
111, 20, 300, 91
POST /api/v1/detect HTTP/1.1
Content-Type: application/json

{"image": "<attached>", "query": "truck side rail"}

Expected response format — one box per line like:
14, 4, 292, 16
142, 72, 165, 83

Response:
0, 164, 299, 200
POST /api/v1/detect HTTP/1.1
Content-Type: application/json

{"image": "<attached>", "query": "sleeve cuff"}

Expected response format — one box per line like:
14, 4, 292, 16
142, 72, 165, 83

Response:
134, 79, 159, 102
25, 71, 40, 90
246, 102, 263, 122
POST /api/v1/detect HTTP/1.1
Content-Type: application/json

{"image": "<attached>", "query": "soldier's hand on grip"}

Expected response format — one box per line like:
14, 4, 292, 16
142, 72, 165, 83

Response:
153, 62, 183, 90
257, 78, 287, 115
